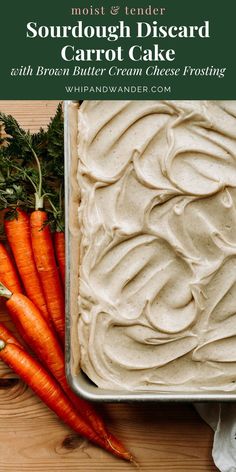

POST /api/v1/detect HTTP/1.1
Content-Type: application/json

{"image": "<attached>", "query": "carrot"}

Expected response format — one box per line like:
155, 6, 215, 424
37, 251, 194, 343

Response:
4, 209, 49, 322
0, 322, 22, 347
0, 337, 132, 461
0, 243, 22, 293
30, 210, 65, 342
54, 231, 65, 287
0, 285, 107, 440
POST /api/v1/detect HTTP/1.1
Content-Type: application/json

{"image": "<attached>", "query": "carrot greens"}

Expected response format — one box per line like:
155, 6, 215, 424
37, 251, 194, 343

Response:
0, 102, 64, 218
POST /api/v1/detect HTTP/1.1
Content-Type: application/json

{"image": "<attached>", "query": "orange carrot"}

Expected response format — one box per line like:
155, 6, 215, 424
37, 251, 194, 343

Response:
0, 286, 107, 440
0, 336, 132, 461
54, 231, 65, 287
0, 322, 22, 347
4, 209, 49, 322
0, 243, 22, 293
30, 210, 65, 342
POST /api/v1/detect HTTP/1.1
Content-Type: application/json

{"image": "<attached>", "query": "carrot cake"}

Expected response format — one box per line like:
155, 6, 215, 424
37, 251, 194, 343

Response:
76, 100, 236, 391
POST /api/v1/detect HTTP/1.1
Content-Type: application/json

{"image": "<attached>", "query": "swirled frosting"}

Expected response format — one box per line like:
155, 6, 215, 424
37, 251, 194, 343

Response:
77, 100, 236, 392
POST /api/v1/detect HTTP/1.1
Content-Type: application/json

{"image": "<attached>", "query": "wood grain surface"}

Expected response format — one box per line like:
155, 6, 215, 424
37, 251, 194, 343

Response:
0, 100, 217, 472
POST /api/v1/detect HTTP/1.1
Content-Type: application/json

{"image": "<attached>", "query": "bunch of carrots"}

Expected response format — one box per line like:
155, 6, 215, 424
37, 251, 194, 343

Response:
0, 106, 133, 462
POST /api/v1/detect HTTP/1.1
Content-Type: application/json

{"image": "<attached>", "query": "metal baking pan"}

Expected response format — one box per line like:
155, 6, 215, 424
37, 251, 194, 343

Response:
64, 100, 236, 402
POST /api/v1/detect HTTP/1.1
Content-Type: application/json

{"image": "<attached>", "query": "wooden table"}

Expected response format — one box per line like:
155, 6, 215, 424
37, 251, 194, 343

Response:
0, 101, 217, 472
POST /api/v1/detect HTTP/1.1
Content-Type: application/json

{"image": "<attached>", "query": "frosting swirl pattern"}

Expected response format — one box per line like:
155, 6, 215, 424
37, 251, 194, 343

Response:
77, 100, 236, 391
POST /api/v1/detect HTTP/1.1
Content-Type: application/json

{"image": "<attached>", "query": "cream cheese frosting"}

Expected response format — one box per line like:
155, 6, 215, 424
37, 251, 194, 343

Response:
76, 100, 236, 392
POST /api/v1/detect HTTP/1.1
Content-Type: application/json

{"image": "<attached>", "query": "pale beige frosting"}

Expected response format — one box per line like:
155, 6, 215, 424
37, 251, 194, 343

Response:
76, 100, 236, 392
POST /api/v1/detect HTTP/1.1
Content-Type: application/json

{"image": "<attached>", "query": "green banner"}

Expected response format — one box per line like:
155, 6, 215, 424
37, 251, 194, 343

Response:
1, 0, 235, 99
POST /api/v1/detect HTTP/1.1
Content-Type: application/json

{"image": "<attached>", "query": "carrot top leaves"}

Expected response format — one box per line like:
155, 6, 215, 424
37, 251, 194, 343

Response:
0, 103, 64, 225
0, 150, 34, 212
47, 102, 64, 178
0, 113, 33, 161
47, 184, 65, 232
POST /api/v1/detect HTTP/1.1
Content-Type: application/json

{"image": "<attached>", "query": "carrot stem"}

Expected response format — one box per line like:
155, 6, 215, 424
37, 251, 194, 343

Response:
0, 282, 12, 299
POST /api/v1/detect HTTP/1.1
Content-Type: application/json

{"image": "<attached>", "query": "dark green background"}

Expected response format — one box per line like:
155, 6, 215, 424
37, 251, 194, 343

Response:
0, 0, 234, 99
